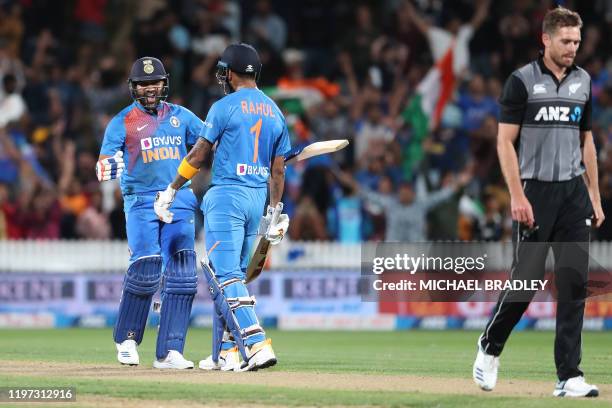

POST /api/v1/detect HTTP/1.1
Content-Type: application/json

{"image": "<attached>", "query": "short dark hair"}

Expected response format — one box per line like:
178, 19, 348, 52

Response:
542, 6, 582, 35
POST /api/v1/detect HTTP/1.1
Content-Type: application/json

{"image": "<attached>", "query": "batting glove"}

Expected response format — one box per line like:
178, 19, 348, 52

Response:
96, 151, 125, 181
154, 184, 177, 223
258, 204, 290, 245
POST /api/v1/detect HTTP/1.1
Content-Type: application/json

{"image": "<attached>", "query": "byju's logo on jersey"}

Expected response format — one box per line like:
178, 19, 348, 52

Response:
140, 136, 183, 163
534, 106, 582, 123
236, 163, 269, 176
141, 137, 153, 150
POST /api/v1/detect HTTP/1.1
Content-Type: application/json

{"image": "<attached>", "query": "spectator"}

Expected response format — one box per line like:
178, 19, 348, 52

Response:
289, 195, 327, 241
246, 0, 287, 53
337, 168, 471, 242
22, 186, 62, 239
0, 74, 26, 127
457, 74, 499, 133
405, 0, 490, 78
76, 189, 110, 239
354, 103, 395, 162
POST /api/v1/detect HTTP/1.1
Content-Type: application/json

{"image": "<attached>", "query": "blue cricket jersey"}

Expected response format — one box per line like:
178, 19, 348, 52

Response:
200, 88, 291, 188
100, 102, 204, 195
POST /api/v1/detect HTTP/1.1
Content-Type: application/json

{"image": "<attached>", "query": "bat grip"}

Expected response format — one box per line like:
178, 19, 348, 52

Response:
270, 202, 283, 226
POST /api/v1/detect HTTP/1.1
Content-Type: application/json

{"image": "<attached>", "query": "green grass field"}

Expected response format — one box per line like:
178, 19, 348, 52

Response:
0, 329, 610, 407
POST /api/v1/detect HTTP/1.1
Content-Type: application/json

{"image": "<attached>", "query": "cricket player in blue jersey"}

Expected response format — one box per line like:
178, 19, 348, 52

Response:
154, 43, 291, 371
97, 57, 203, 369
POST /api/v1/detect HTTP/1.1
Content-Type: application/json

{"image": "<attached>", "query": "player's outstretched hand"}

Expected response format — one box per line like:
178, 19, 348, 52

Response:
154, 184, 177, 223
258, 203, 290, 245
96, 151, 124, 181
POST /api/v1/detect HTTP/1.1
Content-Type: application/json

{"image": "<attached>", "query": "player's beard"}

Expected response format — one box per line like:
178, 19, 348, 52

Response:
140, 89, 160, 109
551, 49, 575, 69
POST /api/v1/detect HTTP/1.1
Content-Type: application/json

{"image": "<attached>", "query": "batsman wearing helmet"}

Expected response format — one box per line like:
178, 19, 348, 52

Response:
155, 43, 291, 371
97, 57, 204, 369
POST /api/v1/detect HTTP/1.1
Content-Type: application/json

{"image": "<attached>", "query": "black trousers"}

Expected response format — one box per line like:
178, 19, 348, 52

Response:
480, 176, 593, 381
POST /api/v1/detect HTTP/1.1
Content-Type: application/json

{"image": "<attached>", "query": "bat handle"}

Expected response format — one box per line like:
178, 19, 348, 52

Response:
270, 202, 283, 226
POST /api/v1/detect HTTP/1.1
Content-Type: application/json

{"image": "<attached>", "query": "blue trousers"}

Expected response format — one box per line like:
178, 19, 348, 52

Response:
125, 189, 197, 262
202, 185, 267, 346
201, 185, 267, 280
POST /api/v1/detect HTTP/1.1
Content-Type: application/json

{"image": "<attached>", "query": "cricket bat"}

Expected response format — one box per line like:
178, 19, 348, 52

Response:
246, 202, 283, 284
284, 139, 349, 164
245, 139, 350, 284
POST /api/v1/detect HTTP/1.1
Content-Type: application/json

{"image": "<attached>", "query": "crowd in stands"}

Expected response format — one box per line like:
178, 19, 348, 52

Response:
1, 0, 611, 242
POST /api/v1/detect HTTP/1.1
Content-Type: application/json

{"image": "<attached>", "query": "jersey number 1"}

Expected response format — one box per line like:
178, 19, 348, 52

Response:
250, 117, 262, 163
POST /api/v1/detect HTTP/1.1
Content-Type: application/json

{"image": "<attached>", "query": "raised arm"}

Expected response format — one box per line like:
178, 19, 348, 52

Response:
469, 0, 491, 31
403, 1, 431, 36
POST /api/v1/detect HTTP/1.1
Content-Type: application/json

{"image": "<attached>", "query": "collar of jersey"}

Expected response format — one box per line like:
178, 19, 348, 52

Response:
537, 50, 578, 78
234, 86, 259, 93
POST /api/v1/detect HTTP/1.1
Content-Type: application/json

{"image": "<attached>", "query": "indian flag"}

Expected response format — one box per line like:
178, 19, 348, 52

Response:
401, 47, 455, 178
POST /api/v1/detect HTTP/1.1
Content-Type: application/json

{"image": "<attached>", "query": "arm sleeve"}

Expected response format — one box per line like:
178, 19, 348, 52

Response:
100, 115, 126, 156
498, 74, 527, 125
273, 117, 292, 158
199, 102, 226, 144
182, 107, 205, 146
580, 84, 592, 132
420, 187, 455, 210
358, 188, 394, 210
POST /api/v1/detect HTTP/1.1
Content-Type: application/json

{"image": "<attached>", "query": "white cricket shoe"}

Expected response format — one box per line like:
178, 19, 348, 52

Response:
553, 376, 599, 397
199, 347, 241, 371
116, 339, 139, 366
240, 339, 277, 372
473, 337, 499, 391
153, 350, 194, 369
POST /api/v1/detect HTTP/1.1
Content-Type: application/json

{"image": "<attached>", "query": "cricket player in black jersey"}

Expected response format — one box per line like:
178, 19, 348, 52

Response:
472, 6, 604, 398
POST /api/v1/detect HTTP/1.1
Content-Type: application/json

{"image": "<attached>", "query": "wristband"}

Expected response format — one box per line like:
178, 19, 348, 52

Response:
178, 158, 199, 180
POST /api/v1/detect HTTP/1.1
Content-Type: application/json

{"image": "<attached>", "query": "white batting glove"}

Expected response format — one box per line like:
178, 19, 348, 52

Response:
154, 184, 177, 223
258, 204, 290, 245
96, 151, 125, 181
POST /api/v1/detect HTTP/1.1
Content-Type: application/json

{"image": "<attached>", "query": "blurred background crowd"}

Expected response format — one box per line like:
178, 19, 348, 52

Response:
1, 0, 612, 242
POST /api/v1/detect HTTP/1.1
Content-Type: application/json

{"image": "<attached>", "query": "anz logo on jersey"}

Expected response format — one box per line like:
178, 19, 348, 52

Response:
140, 136, 183, 163
534, 106, 582, 123
236, 163, 269, 176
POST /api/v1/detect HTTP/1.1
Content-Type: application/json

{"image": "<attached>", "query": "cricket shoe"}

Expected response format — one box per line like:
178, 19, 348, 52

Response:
553, 376, 599, 398
473, 336, 499, 391
199, 347, 241, 371
153, 350, 194, 369
240, 339, 277, 372
116, 339, 139, 366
